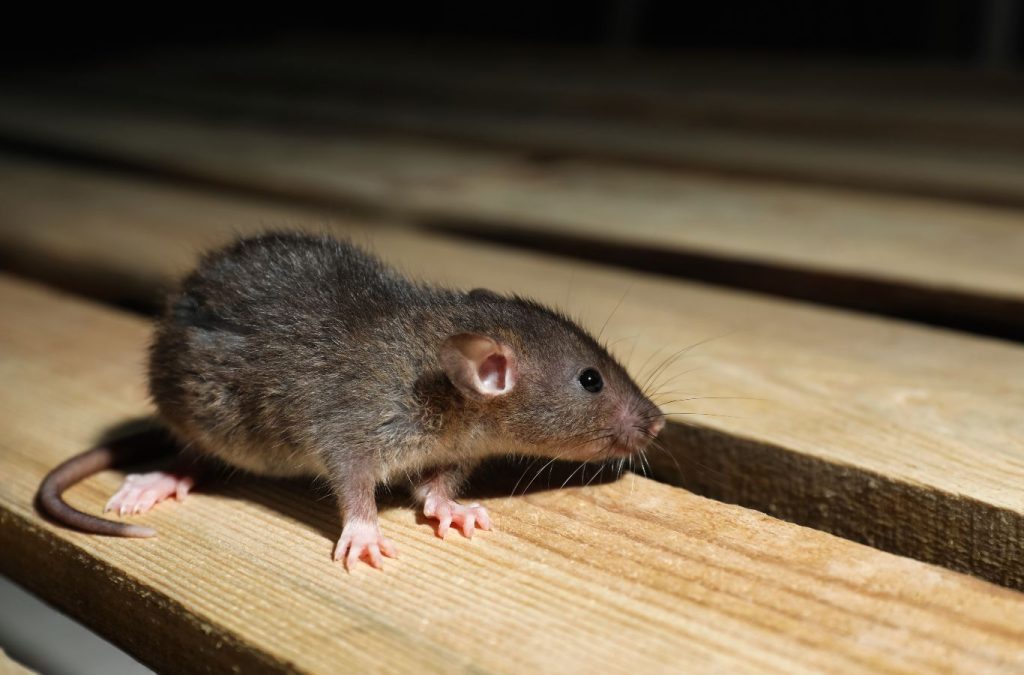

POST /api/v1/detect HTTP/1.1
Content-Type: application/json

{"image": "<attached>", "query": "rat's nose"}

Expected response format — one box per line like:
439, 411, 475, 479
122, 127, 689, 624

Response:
613, 406, 666, 455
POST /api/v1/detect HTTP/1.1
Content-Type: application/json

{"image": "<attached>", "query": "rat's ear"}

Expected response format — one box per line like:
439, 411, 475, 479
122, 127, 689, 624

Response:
440, 333, 517, 401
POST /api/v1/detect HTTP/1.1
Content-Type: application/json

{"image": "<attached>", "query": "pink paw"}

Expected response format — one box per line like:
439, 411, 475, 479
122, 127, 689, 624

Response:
333, 520, 398, 571
423, 496, 491, 539
104, 471, 194, 517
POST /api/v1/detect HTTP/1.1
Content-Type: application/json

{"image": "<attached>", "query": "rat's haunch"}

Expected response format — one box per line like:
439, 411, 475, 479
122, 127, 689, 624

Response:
38, 233, 665, 569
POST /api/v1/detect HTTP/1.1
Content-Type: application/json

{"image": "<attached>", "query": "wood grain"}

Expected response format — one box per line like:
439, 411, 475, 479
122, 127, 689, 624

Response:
3, 273, 1024, 673
2, 158, 1024, 592
1, 94, 1024, 337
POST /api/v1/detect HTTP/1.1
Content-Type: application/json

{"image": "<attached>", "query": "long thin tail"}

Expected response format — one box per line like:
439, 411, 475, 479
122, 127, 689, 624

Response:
37, 429, 173, 537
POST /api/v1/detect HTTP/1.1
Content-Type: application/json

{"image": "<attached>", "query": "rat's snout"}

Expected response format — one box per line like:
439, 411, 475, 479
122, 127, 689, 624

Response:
610, 405, 665, 456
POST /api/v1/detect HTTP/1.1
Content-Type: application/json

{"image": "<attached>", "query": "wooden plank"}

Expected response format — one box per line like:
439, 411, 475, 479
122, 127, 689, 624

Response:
40, 53, 1024, 208
1, 93, 1024, 338
2, 157, 1024, 593
3, 275, 1024, 674
114, 40, 1024, 150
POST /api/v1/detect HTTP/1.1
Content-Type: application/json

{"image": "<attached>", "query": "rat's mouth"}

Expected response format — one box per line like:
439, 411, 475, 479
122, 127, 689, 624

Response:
558, 441, 632, 461
556, 435, 647, 461
606, 444, 637, 458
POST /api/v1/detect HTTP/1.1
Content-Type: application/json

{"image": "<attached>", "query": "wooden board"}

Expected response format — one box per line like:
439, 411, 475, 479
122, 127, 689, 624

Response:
167, 40, 1023, 151
3, 157, 1024, 593
3, 274, 1024, 674
1, 94, 1024, 338
42, 54, 1024, 207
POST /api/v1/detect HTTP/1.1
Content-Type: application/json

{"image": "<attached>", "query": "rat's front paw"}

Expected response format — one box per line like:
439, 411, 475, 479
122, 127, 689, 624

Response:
333, 520, 398, 571
423, 496, 492, 539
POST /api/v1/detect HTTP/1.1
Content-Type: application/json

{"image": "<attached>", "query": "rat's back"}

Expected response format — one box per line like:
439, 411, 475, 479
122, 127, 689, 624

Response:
174, 232, 414, 333
149, 233, 426, 477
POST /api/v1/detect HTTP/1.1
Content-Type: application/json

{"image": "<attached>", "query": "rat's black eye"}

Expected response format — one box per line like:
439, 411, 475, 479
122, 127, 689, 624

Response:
578, 368, 603, 393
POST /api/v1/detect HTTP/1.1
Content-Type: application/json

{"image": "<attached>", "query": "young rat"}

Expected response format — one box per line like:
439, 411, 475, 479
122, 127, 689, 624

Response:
39, 232, 665, 569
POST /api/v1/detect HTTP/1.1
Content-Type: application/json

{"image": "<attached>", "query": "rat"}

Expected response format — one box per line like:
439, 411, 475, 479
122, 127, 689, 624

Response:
38, 232, 665, 570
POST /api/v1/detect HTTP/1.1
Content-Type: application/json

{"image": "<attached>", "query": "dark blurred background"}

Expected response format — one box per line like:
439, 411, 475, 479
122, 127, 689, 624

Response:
0, 0, 1022, 331
3, 1, 1021, 70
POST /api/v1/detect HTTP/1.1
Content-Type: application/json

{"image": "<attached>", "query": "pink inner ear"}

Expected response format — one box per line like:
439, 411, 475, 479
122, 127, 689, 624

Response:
478, 354, 510, 394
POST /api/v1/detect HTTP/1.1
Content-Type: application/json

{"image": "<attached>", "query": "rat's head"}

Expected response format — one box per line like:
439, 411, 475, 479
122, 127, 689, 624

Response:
439, 291, 665, 461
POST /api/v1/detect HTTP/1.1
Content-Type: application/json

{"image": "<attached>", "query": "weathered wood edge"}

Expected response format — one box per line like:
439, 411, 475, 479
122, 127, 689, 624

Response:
0, 512, 284, 674
657, 424, 1024, 589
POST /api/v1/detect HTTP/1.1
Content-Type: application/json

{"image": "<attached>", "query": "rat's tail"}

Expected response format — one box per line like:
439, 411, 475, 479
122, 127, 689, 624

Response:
37, 429, 173, 538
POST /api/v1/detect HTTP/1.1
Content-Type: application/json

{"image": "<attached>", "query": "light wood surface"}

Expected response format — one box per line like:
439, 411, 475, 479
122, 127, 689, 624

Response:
3, 273, 1024, 673
2, 158, 1024, 592
1, 94, 1024, 337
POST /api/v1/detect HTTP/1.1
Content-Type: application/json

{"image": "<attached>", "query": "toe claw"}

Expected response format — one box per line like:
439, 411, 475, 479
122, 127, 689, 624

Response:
423, 496, 437, 518
380, 538, 398, 559
175, 478, 193, 502
335, 521, 396, 571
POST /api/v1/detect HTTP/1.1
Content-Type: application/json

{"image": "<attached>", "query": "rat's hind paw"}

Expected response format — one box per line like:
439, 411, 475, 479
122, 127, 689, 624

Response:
104, 471, 194, 517
422, 497, 492, 539
334, 520, 398, 571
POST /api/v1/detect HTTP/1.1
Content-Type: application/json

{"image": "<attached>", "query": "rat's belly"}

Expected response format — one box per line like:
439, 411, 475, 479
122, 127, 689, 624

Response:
168, 417, 328, 478
202, 438, 327, 478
